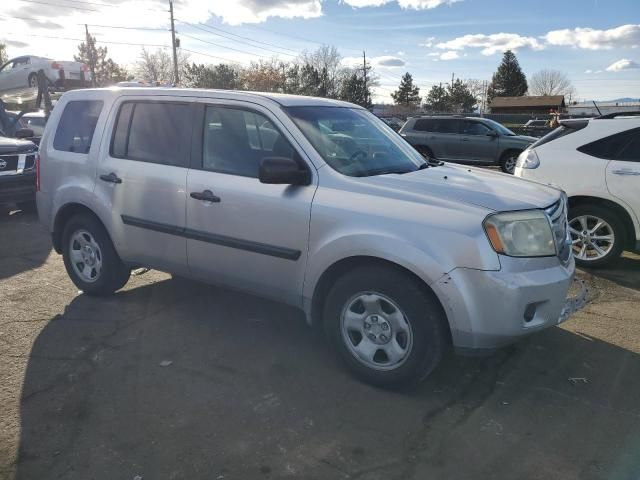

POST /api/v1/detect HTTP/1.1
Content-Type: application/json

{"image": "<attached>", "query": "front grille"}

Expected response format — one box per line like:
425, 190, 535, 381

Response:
545, 196, 571, 264
0, 154, 19, 172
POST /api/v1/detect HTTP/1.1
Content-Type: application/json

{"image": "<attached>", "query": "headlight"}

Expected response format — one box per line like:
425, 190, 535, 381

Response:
484, 210, 555, 257
516, 149, 540, 169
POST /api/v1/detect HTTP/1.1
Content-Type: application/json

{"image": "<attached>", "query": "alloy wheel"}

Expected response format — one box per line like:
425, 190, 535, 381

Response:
569, 215, 615, 262
69, 229, 103, 283
340, 292, 413, 371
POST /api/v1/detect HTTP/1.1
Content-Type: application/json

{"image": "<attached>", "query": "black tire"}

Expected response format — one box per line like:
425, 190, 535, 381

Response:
28, 73, 38, 88
61, 213, 130, 295
569, 204, 626, 268
499, 149, 521, 174
323, 265, 449, 389
416, 145, 435, 160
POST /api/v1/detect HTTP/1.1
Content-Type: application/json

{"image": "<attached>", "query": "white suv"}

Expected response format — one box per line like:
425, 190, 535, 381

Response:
515, 114, 640, 267
37, 88, 580, 387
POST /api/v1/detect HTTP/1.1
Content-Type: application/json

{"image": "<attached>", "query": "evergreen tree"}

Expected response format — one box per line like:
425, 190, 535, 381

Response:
423, 83, 449, 112
182, 63, 240, 89
75, 35, 128, 86
0, 43, 7, 66
339, 72, 372, 108
487, 50, 527, 100
447, 78, 477, 112
391, 72, 421, 107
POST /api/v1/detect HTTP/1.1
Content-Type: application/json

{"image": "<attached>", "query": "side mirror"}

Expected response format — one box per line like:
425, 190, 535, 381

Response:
259, 157, 311, 185
486, 130, 499, 138
15, 128, 35, 139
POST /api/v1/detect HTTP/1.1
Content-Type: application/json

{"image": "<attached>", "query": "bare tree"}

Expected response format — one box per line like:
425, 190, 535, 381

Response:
463, 79, 488, 112
135, 47, 189, 85
529, 69, 576, 98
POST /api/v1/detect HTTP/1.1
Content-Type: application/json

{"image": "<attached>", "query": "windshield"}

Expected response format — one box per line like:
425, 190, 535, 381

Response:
284, 106, 426, 176
482, 118, 517, 136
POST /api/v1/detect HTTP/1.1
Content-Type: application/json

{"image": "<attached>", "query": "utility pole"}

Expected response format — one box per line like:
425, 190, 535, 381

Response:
363, 50, 368, 107
169, 0, 179, 86
282, 63, 286, 93
451, 72, 455, 88
85, 24, 97, 87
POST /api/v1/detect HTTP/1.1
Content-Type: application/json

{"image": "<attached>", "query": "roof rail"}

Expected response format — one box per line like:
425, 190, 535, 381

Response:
596, 111, 640, 119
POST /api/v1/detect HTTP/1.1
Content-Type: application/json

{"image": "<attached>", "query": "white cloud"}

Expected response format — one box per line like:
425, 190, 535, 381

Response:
606, 59, 640, 72
420, 36, 436, 48
439, 50, 459, 60
427, 52, 440, 56
397, 50, 405, 56
584, 69, 593, 74
436, 33, 544, 55
342, 55, 406, 67
343, 0, 459, 9
212, 0, 322, 25
544, 24, 640, 50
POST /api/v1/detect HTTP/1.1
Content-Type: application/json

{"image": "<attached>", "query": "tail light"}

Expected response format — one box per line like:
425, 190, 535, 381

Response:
35, 153, 40, 192
81, 64, 89, 72
51, 61, 62, 70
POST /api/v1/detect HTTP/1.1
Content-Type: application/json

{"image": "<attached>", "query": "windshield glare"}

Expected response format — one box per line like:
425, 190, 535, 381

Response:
285, 106, 426, 176
483, 118, 516, 136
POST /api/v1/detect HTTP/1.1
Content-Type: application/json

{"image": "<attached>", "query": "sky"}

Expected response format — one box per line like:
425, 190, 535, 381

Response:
1, 0, 639, 103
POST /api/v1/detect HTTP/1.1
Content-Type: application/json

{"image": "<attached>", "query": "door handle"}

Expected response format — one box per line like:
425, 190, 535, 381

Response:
612, 169, 640, 176
99, 172, 122, 184
190, 190, 221, 202
461, 137, 470, 142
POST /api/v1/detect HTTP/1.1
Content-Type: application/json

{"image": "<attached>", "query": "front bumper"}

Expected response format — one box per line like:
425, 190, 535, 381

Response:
434, 256, 582, 351
0, 171, 36, 205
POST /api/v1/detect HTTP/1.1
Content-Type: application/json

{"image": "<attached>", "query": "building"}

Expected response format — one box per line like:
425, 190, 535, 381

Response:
490, 95, 566, 114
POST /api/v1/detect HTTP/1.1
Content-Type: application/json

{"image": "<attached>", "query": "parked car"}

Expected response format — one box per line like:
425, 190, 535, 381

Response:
6, 110, 47, 137
0, 135, 38, 208
0, 56, 90, 98
378, 116, 404, 131
37, 88, 581, 387
515, 113, 640, 267
523, 119, 549, 128
399, 116, 537, 173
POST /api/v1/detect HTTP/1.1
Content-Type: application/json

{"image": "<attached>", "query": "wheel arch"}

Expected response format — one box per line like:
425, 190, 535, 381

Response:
52, 202, 107, 253
309, 255, 452, 344
568, 195, 636, 249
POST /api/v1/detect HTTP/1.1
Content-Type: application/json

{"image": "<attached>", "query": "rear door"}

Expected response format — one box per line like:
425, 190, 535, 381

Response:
94, 98, 194, 274
185, 100, 316, 305
604, 127, 640, 230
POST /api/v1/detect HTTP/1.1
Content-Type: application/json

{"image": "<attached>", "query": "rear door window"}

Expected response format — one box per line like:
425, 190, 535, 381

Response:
617, 132, 640, 162
413, 119, 435, 132
53, 100, 103, 153
461, 121, 491, 135
433, 119, 460, 134
110, 101, 192, 167
578, 127, 640, 161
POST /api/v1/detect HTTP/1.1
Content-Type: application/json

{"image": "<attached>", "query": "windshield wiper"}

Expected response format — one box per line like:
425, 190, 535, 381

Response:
360, 167, 413, 177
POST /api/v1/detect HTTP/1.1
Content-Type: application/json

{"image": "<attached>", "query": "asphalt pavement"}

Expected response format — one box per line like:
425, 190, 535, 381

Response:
1, 206, 639, 480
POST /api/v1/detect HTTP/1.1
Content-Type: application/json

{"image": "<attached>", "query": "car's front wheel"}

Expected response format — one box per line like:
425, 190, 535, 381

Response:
62, 213, 131, 295
323, 265, 448, 388
28, 73, 38, 88
569, 204, 625, 268
499, 150, 521, 174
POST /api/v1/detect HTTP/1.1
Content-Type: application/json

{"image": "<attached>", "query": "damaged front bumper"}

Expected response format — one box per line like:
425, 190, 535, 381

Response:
558, 278, 589, 324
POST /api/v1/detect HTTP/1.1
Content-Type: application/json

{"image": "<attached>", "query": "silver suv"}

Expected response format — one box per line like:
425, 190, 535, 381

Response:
37, 88, 579, 387
400, 116, 537, 174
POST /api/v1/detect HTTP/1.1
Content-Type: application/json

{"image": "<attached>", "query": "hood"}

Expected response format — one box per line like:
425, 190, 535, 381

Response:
0, 136, 37, 155
510, 134, 538, 143
359, 164, 560, 212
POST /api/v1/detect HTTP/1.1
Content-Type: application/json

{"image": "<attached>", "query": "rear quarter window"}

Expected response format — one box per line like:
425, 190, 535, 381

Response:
53, 100, 103, 153
577, 127, 640, 160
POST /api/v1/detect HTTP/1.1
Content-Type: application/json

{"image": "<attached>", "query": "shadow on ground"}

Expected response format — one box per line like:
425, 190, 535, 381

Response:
0, 206, 51, 281
583, 253, 640, 291
13, 277, 640, 480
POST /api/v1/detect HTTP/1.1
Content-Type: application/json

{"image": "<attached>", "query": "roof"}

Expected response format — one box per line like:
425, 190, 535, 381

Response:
490, 95, 566, 108
63, 87, 360, 109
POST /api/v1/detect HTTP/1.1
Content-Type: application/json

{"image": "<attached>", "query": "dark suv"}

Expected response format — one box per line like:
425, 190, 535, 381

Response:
399, 116, 537, 174
0, 136, 38, 208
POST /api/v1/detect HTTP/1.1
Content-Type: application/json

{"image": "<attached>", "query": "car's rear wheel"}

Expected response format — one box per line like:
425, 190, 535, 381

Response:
499, 150, 521, 174
569, 204, 625, 268
62, 213, 130, 295
28, 73, 38, 88
323, 265, 448, 388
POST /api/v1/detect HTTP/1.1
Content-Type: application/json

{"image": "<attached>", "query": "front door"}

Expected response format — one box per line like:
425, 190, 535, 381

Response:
95, 98, 194, 275
450, 120, 499, 163
186, 101, 316, 305
606, 127, 640, 232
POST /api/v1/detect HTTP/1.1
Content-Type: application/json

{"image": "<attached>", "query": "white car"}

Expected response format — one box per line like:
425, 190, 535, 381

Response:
515, 114, 640, 267
0, 55, 90, 99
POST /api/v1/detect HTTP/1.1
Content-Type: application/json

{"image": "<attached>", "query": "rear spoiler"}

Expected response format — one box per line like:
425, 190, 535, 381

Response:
559, 118, 589, 129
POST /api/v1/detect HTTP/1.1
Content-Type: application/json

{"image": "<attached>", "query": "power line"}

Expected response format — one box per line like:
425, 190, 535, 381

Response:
83, 23, 168, 31
5, 31, 169, 48
180, 47, 245, 66
245, 24, 363, 53
14, 0, 163, 13
178, 32, 273, 59
176, 18, 300, 55
176, 20, 297, 57
14, 0, 99, 12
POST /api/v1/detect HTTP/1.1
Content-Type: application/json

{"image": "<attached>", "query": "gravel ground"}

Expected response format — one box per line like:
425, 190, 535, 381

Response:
1, 206, 639, 480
